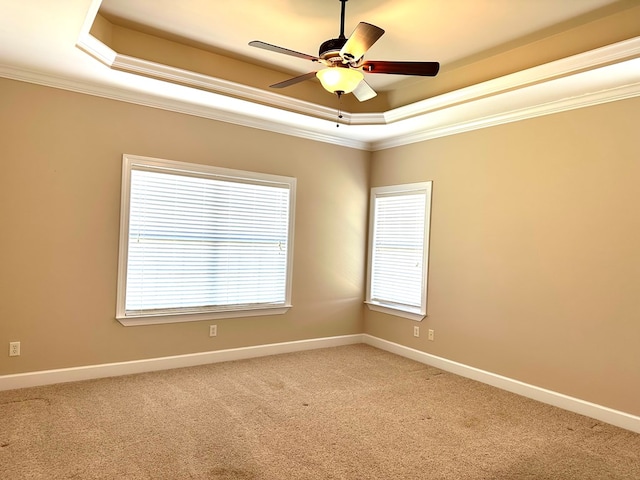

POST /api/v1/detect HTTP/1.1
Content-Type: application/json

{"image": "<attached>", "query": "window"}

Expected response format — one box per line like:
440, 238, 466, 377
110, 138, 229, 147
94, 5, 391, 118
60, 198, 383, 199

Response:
366, 182, 432, 321
116, 154, 296, 326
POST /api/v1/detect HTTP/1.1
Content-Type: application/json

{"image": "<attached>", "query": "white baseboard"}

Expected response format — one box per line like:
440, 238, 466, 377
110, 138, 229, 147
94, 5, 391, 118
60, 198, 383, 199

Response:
362, 334, 640, 434
2, 332, 638, 434
0, 334, 363, 392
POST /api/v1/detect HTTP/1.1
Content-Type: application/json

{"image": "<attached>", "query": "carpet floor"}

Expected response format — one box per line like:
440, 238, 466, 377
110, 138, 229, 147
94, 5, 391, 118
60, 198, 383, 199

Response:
1, 344, 638, 479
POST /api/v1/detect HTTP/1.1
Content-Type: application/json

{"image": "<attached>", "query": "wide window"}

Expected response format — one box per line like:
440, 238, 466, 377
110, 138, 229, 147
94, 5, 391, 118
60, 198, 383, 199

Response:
116, 154, 296, 326
366, 182, 432, 321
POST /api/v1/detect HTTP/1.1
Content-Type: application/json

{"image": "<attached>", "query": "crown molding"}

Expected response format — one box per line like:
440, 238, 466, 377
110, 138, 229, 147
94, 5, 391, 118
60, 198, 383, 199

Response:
76, 31, 388, 127
77, 18, 640, 127
112, 54, 352, 124
0, 64, 372, 151
370, 80, 640, 151
2, 54, 638, 152
1, 12, 638, 153
383, 36, 640, 124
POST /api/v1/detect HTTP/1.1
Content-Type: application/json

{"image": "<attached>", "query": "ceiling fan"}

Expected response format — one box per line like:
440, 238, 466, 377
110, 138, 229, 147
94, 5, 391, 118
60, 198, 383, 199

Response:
249, 0, 440, 102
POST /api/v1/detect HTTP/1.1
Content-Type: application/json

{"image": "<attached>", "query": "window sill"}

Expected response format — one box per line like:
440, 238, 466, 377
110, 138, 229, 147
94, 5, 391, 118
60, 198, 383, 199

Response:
117, 305, 292, 326
365, 302, 425, 321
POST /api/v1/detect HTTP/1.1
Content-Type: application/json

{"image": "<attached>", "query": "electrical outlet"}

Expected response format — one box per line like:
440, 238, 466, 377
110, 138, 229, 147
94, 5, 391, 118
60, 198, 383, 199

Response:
9, 341, 20, 357
413, 326, 420, 337
209, 325, 217, 337
428, 329, 435, 341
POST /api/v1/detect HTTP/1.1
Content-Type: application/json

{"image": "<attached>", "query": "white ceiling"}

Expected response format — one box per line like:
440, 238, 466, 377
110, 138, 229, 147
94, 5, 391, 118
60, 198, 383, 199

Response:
0, 0, 638, 150
98, 0, 619, 91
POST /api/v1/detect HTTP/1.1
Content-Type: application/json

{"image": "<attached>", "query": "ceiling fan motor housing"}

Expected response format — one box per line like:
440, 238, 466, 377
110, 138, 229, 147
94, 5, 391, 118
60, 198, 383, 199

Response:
319, 38, 347, 61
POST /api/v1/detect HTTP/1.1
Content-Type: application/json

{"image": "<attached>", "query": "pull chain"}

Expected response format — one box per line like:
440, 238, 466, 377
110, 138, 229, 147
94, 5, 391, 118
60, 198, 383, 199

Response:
336, 91, 344, 127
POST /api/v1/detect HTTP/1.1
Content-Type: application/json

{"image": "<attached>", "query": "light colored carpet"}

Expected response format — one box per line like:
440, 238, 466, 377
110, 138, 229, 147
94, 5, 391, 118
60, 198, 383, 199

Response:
1, 344, 638, 479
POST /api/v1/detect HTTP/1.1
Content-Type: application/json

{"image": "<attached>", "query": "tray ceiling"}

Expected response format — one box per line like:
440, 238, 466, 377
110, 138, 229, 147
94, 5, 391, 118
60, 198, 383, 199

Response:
1, 0, 639, 150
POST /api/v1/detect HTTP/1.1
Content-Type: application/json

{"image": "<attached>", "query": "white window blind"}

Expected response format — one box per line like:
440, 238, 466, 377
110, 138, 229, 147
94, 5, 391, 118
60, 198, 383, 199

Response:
366, 182, 432, 320
116, 155, 295, 325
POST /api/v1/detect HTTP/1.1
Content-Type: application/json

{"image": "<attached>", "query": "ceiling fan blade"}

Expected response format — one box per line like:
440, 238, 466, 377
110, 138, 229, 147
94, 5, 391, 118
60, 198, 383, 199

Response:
249, 40, 319, 62
352, 80, 377, 102
270, 71, 318, 89
362, 61, 440, 76
340, 22, 385, 63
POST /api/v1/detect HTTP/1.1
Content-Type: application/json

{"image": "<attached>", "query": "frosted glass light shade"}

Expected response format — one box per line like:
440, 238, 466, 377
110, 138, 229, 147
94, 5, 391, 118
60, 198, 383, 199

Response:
316, 67, 364, 94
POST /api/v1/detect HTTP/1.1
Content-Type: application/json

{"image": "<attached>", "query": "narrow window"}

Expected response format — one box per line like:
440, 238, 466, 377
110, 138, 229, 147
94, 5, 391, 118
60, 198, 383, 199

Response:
366, 182, 432, 321
116, 154, 295, 325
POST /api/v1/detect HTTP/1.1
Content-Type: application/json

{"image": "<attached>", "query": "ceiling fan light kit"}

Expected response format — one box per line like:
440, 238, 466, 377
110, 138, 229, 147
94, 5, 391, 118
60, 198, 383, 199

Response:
316, 67, 364, 94
249, 0, 440, 102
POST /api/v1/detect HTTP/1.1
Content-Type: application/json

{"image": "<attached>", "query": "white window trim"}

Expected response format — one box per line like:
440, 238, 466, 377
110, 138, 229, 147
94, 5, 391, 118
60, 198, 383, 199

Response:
365, 182, 432, 321
364, 303, 427, 322
116, 154, 296, 326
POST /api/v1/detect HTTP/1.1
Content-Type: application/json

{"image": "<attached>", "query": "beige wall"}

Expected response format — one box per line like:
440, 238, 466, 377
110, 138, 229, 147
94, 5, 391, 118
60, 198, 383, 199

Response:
367, 97, 640, 416
0, 78, 369, 374
1, 76, 638, 419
